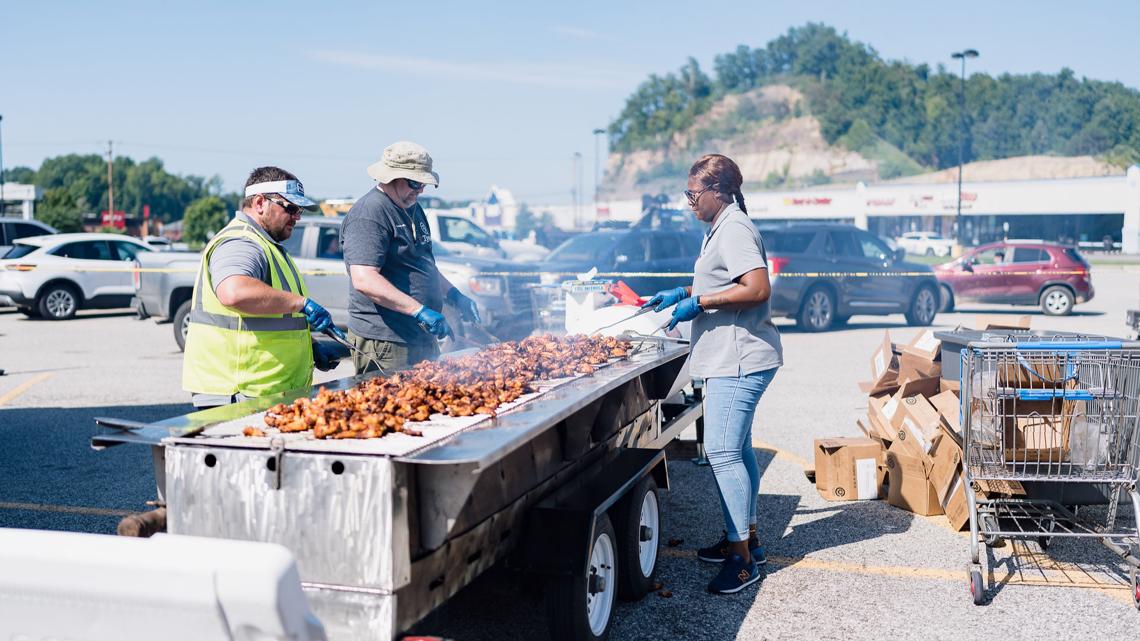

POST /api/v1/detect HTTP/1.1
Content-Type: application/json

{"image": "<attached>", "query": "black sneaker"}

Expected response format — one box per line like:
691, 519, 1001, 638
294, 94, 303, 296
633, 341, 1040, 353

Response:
696, 532, 767, 565
707, 553, 762, 594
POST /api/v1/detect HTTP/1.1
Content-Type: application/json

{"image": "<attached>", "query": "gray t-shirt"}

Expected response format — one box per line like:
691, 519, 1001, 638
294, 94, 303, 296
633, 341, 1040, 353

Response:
207, 211, 275, 292
341, 187, 443, 346
688, 203, 783, 378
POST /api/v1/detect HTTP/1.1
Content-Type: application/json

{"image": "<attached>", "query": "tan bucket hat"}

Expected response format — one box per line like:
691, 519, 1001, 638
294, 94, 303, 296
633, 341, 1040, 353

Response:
366, 141, 440, 186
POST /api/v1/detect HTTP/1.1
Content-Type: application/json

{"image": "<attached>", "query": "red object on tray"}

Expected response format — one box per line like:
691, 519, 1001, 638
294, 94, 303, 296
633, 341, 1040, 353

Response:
609, 280, 646, 306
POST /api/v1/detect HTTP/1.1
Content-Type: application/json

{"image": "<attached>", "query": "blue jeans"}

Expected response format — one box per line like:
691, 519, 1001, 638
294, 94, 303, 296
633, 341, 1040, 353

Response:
703, 368, 778, 542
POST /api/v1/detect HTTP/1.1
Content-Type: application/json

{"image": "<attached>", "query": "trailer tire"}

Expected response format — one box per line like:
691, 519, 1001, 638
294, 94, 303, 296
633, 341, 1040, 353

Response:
546, 513, 618, 641
615, 476, 660, 601
173, 299, 192, 352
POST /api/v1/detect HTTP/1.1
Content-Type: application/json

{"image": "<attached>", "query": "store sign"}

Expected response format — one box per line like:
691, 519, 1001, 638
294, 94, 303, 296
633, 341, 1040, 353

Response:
101, 210, 126, 229
783, 197, 832, 206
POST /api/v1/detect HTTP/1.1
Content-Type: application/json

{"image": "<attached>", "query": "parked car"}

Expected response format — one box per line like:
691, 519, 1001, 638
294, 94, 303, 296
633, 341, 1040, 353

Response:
0, 233, 151, 319
758, 223, 940, 331
0, 217, 57, 257
539, 227, 703, 296
895, 231, 954, 257
934, 240, 1093, 316
135, 216, 537, 350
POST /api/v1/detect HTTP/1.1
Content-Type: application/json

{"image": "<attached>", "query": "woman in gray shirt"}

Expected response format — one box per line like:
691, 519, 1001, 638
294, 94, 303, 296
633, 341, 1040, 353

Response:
643, 154, 782, 595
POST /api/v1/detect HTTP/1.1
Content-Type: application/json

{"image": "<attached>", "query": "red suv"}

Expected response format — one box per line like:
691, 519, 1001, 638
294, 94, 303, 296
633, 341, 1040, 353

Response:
934, 241, 1093, 316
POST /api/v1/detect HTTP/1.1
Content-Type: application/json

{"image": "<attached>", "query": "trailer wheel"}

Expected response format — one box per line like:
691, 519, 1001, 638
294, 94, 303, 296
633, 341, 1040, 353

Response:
1131, 564, 1139, 611
546, 513, 618, 641
615, 475, 660, 601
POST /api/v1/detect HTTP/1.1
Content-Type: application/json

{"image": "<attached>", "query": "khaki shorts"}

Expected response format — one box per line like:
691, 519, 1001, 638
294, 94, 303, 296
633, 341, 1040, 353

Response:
347, 332, 440, 374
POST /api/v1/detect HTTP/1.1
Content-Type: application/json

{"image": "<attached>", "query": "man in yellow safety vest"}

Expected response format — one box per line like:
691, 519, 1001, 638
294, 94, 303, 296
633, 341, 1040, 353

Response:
181, 166, 340, 410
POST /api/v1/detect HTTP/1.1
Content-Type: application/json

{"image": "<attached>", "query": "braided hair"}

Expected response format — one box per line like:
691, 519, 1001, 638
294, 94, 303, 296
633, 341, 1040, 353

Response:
689, 154, 746, 214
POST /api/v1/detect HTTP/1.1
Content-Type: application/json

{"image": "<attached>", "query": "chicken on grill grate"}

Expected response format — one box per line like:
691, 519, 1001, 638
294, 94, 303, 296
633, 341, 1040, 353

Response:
260, 334, 631, 440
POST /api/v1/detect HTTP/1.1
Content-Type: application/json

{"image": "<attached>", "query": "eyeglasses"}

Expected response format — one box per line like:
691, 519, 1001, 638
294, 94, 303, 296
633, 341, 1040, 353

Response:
405, 178, 426, 191
684, 184, 715, 204
265, 195, 302, 217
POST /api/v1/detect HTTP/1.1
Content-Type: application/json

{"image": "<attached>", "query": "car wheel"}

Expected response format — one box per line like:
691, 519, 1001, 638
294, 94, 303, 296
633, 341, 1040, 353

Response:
939, 284, 955, 313
906, 285, 938, 326
37, 283, 80, 320
797, 286, 835, 332
1040, 286, 1074, 316
173, 299, 192, 351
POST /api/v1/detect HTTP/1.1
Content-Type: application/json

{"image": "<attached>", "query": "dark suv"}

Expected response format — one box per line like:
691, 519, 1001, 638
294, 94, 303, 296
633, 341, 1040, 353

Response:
934, 241, 1093, 316
759, 223, 940, 331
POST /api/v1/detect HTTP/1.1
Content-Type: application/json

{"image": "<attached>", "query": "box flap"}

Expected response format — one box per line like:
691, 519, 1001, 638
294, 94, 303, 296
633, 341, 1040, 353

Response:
975, 314, 1031, 330
902, 329, 941, 361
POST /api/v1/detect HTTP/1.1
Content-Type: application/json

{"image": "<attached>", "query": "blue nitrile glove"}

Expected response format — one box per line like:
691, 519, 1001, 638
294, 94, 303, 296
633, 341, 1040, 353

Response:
414, 306, 453, 339
312, 342, 341, 372
447, 287, 482, 324
642, 286, 687, 312
301, 299, 333, 333
667, 296, 703, 331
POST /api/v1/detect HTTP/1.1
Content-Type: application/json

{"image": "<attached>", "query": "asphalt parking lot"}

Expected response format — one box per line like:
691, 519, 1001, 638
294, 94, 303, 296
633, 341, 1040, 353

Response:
2, 267, 1139, 640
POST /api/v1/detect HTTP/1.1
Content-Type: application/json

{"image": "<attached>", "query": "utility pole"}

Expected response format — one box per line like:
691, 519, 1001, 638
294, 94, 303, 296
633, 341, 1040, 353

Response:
106, 140, 115, 227
951, 49, 979, 251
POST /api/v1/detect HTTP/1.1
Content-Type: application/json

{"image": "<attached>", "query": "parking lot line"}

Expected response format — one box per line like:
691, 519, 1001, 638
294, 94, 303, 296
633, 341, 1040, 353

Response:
659, 547, 1133, 597
0, 372, 54, 406
0, 500, 134, 518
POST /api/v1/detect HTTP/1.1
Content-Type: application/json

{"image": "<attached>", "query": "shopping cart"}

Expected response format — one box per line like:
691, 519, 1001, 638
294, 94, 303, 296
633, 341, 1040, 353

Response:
961, 337, 1140, 607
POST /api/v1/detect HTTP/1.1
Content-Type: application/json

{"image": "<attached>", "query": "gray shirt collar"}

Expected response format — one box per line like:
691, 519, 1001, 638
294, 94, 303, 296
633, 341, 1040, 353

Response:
235, 210, 283, 248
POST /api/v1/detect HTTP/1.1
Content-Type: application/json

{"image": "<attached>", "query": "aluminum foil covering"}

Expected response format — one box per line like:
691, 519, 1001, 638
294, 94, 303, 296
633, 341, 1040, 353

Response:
166, 445, 410, 591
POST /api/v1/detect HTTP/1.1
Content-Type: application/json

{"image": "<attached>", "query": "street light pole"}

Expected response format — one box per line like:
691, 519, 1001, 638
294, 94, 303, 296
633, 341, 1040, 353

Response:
951, 49, 978, 250
592, 128, 605, 205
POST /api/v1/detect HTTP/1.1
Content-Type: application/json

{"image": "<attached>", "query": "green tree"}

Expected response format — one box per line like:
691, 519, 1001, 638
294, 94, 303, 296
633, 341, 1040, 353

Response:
1, 166, 35, 183
182, 196, 229, 247
35, 188, 84, 232
514, 204, 536, 238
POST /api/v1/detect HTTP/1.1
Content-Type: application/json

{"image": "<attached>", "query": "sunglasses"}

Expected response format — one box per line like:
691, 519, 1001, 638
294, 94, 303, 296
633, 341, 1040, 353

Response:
265, 195, 302, 217
405, 178, 427, 191
684, 184, 715, 204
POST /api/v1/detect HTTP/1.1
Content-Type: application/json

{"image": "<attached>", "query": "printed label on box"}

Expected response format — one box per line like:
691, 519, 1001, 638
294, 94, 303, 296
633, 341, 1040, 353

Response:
874, 351, 886, 379
913, 332, 939, 353
902, 417, 931, 453
855, 457, 879, 500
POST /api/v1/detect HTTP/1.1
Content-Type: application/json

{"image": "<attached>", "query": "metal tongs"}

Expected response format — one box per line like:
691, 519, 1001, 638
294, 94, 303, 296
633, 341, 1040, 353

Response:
590, 305, 655, 337
324, 326, 386, 375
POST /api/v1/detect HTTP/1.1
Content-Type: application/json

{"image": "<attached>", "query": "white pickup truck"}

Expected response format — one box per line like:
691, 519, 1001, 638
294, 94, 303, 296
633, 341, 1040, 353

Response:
134, 216, 539, 350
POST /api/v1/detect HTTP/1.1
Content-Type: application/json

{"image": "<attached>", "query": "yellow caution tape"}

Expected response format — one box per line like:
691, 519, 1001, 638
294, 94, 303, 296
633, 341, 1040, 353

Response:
2, 265, 1091, 278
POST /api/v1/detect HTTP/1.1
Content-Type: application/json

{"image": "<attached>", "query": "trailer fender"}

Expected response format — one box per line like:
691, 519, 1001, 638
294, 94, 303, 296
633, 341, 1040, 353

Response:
514, 448, 667, 576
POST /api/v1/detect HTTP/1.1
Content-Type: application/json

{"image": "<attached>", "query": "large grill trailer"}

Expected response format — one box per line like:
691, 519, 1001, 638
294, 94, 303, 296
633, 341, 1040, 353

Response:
94, 338, 701, 641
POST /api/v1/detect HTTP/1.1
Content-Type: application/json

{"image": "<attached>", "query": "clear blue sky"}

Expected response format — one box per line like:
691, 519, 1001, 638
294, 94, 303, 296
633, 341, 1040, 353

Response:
3, 0, 1138, 205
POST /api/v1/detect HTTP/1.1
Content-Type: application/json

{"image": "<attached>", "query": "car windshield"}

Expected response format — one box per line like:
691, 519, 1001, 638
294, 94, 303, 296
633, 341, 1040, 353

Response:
439, 216, 497, 248
2, 243, 38, 259
547, 234, 616, 263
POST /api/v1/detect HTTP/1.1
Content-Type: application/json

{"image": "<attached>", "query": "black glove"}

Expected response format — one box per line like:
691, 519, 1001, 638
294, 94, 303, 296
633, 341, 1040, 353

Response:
313, 342, 341, 371
447, 287, 482, 324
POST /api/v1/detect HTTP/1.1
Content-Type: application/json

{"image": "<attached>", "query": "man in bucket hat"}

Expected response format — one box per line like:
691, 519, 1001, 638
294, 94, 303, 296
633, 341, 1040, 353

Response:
341, 141, 481, 373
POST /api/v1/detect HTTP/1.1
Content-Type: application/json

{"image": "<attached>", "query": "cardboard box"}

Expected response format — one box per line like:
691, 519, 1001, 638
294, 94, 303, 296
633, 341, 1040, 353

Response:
1004, 414, 1069, 462
941, 471, 971, 531
902, 329, 942, 362
890, 393, 943, 457
814, 438, 883, 501
928, 390, 962, 440
866, 395, 897, 442
975, 315, 1031, 330
974, 478, 1026, 497
940, 376, 960, 393
899, 352, 942, 382
859, 331, 900, 396
885, 450, 945, 516
896, 372, 941, 400
996, 355, 1070, 389
928, 427, 963, 500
